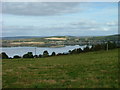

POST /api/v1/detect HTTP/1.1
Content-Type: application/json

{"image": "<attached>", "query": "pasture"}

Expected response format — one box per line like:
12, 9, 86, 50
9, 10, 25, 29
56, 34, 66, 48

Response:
2, 49, 119, 88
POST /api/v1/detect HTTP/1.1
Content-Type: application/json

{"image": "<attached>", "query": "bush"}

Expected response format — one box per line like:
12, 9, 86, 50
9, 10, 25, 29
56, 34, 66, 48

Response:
76, 48, 83, 53
51, 52, 56, 56
107, 41, 117, 49
43, 50, 49, 57
23, 52, 34, 58
13, 55, 21, 58
34, 55, 39, 58
0, 52, 9, 59
83, 46, 90, 52
70, 49, 77, 54
92, 44, 103, 51
90, 42, 117, 51
57, 53, 63, 56
39, 54, 42, 58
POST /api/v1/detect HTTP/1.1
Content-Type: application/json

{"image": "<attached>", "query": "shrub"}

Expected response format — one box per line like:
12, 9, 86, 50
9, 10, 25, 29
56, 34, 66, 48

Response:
0, 52, 9, 59
39, 54, 42, 58
23, 52, 34, 58
83, 46, 90, 52
43, 50, 49, 57
51, 52, 56, 56
76, 48, 83, 53
13, 55, 21, 58
34, 55, 39, 58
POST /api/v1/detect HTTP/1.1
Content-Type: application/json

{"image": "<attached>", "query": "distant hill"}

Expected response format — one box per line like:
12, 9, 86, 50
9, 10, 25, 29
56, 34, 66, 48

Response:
88, 34, 119, 41
2, 36, 75, 40
1, 34, 119, 47
2, 34, 119, 41
2, 36, 72, 40
2, 36, 44, 40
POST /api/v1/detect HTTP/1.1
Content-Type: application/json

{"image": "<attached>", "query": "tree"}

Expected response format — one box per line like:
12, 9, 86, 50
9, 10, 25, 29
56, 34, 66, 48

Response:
83, 46, 90, 52
43, 50, 49, 57
112, 41, 117, 49
68, 50, 72, 54
76, 48, 83, 53
39, 54, 42, 58
107, 41, 117, 49
91, 44, 106, 51
23, 52, 34, 58
13, 55, 21, 58
90, 45, 94, 51
57, 53, 63, 56
70, 49, 77, 54
23, 54, 28, 58
51, 52, 56, 56
34, 55, 39, 58
0, 52, 9, 59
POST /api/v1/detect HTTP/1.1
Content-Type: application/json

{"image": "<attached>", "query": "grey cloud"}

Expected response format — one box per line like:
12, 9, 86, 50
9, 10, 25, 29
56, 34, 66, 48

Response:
68, 21, 99, 30
2, 20, 118, 37
2, 2, 80, 16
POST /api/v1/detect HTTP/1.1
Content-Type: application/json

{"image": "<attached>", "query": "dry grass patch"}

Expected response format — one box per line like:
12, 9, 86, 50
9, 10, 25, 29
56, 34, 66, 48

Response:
45, 37, 67, 40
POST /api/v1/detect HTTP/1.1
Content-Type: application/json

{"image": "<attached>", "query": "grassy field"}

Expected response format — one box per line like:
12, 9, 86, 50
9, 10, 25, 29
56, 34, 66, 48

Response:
2, 49, 119, 88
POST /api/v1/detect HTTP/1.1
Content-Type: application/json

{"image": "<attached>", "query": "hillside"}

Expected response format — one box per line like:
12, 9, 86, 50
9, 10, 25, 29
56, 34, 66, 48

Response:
88, 34, 119, 41
1, 34, 119, 47
2, 34, 119, 41
2, 49, 119, 88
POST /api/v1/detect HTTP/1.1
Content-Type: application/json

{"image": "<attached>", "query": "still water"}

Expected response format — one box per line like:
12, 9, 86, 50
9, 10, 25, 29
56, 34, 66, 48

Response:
0, 45, 88, 57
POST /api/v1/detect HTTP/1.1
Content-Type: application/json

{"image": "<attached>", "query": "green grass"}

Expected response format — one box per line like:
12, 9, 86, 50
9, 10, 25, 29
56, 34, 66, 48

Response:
2, 49, 119, 88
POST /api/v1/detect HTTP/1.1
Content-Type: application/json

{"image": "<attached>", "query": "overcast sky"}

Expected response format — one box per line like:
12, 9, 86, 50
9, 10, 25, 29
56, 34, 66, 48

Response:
2, 2, 118, 37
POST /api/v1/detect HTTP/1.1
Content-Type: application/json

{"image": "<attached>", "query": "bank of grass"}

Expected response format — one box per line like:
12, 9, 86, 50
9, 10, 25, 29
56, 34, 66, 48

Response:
2, 49, 119, 88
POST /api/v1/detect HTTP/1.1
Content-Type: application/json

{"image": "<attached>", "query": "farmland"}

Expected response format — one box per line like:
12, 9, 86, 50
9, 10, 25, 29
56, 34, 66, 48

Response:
2, 49, 119, 88
1, 34, 119, 47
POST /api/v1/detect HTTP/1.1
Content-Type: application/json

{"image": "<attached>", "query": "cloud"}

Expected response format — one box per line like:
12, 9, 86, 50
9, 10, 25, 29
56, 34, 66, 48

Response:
2, 2, 118, 37
106, 21, 118, 26
2, 25, 36, 36
2, 19, 118, 37
68, 20, 118, 31
2, 2, 81, 16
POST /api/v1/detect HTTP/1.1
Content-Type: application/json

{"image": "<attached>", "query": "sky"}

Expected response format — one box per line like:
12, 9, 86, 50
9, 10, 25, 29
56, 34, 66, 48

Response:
1, 2, 118, 37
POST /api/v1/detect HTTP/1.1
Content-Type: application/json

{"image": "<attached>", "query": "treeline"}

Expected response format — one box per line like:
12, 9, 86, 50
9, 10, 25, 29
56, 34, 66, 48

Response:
0, 42, 119, 59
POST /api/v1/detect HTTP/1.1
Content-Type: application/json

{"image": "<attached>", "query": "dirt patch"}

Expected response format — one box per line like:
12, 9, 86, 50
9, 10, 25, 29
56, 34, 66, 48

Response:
45, 37, 67, 40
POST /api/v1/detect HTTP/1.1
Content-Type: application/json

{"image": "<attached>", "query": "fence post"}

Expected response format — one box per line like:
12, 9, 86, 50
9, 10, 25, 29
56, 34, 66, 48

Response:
35, 47, 36, 56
